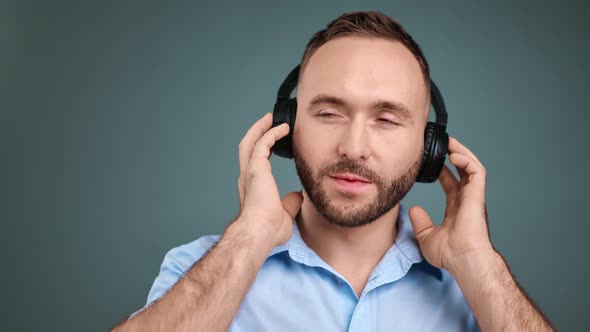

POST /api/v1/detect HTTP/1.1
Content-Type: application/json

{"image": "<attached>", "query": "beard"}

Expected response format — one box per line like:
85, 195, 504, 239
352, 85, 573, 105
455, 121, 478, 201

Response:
293, 144, 422, 228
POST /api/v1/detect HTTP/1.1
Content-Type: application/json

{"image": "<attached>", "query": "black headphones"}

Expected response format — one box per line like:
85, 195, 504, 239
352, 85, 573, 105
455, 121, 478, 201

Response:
271, 64, 449, 183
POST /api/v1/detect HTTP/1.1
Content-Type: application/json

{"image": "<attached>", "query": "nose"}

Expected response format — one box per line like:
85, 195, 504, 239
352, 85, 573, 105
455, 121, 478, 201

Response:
337, 118, 372, 161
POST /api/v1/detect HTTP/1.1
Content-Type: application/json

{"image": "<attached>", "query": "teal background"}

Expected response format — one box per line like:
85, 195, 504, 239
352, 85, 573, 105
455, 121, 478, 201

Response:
3, 0, 589, 331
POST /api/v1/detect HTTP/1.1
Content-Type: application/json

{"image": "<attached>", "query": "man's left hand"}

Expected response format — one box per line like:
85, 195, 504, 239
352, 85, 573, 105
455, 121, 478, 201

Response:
409, 136, 496, 274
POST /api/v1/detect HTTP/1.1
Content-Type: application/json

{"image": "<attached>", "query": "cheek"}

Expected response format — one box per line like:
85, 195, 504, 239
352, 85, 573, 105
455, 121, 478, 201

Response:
293, 116, 337, 161
374, 129, 423, 173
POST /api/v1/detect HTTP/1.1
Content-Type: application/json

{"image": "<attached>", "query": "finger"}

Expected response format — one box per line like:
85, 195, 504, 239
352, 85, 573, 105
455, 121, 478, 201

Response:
249, 123, 290, 162
438, 164, 459, 202
239, 113, 273, 174
408, 205, 436, 244
281, 191, 303, 219
449, 155, 469, 182
237, 175, 244, 208
448, 136, 484, 169
449, 152, 485, 179
449, 152, 486, 198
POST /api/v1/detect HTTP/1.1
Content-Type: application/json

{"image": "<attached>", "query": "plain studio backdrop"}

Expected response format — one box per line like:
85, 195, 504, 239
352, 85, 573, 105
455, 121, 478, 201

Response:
3, 0, 589, 331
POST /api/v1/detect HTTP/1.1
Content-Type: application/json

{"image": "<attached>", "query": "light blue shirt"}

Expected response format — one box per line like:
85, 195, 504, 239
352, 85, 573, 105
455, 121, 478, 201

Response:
135, 203, 479, 331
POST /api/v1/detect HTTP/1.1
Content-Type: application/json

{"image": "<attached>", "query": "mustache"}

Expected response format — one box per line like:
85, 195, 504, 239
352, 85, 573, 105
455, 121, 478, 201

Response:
319, 159, 380, 183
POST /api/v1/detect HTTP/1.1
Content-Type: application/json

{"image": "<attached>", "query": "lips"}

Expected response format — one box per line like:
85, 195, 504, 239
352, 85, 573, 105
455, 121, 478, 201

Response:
329, 173, 372, 183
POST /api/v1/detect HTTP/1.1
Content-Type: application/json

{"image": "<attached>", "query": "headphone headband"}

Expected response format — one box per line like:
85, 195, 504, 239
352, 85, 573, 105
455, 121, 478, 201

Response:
277, 65, 301, 101
276, 64, 447, 128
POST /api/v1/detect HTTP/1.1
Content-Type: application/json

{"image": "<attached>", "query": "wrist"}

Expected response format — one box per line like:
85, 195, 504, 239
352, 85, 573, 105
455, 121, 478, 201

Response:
446, 247, 501, 280
228, 213, 279, 253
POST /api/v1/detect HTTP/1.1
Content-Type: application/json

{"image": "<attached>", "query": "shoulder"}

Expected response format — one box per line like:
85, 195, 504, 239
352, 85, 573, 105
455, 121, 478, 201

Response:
129, 234, 221, 318
438, 268, 480, 330
406, 260, 480, 330
409, 260, 471, 305
147, 234, 221, 303
162, 234, 221, 269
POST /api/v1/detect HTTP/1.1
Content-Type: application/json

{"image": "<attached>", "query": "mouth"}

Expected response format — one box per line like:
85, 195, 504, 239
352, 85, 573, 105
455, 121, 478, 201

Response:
329, 173, 373, 194
330, 173, 372, 183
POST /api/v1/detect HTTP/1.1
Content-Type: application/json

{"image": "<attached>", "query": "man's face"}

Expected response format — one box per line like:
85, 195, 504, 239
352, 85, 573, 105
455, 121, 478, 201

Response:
292, 36, 429, 228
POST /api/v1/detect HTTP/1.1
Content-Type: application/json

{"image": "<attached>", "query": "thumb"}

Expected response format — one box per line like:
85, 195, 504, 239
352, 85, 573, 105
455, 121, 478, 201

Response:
408, 205, 435, 244
281, 191, 303, 219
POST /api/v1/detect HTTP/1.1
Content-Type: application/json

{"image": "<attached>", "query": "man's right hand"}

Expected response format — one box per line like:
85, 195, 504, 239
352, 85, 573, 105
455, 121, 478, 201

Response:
112, 113, 303, 332
236, 112, 303, 247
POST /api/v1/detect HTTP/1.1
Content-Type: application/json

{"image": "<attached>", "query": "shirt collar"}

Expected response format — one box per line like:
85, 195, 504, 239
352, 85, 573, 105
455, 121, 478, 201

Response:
268, 202, 441, 285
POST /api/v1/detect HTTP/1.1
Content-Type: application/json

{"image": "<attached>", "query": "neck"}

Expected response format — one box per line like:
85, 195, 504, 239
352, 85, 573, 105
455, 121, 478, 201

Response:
295, 191, 400, 279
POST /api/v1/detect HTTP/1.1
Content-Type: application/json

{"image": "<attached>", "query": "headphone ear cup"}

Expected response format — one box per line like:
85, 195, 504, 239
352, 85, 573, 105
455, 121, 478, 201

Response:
417, 122, 449, 183
271, 98, 297, 159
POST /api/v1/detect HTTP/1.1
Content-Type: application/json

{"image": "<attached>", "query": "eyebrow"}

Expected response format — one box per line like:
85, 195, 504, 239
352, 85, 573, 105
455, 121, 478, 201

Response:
306, 94, 414, 124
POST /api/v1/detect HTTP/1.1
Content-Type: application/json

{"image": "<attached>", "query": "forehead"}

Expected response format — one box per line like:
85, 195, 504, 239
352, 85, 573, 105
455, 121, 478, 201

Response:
298, 36, 427, 115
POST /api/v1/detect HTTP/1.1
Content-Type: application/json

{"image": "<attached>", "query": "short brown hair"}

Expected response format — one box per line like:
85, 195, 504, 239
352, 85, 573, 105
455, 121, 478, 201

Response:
299, 11, 431, 99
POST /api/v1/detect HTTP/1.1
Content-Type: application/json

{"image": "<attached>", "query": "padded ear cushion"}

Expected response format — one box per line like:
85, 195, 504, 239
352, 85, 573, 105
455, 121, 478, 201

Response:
417, 122, 449, 183
271, 98, 297, 159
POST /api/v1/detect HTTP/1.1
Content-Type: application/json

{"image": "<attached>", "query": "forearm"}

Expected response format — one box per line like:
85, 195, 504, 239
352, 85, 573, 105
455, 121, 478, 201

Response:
113, 217, 274, 332
450, 250, 554, 331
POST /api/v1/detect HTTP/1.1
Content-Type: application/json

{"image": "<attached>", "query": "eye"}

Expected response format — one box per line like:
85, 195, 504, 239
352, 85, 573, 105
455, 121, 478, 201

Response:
317, 111, 338, 118
377, 118, 397, 125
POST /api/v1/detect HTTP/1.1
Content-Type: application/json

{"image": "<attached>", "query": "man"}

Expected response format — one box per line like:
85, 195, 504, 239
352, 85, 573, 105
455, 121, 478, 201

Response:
113, 11, 553, 331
